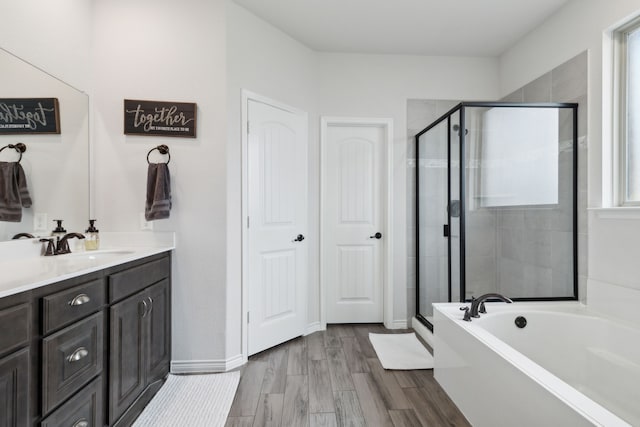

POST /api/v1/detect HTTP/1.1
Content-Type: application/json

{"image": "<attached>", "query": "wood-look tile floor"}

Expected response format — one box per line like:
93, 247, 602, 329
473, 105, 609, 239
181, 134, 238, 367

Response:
225, 324, 471, 427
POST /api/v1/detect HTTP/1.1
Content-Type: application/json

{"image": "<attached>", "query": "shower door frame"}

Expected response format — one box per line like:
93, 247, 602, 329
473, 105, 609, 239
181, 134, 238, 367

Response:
415, 102, 579, 332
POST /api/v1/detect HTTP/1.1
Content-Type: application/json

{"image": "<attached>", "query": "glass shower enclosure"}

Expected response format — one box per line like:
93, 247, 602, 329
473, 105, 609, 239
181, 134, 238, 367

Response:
415, 102, 578, 330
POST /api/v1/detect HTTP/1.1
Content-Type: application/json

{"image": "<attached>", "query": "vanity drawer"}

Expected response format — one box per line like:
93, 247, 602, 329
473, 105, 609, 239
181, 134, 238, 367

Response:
42, 312, 104, 414
42, 279, 105, 335
109, 257, 169, 302
0, 303, 31, 357
40, 377, 103, 427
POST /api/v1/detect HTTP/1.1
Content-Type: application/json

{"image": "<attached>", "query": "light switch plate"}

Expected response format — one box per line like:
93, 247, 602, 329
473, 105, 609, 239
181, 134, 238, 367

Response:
140, 212, 153, 231
34, 213, 47, 231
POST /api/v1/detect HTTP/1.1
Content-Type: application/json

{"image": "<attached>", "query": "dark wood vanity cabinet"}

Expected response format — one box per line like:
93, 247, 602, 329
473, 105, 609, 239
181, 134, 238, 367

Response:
109, 279, 170, 426
0, 295, 31, 427
0, 348, 30, 427
0, 251, 171, 427
108, 256, 171, 427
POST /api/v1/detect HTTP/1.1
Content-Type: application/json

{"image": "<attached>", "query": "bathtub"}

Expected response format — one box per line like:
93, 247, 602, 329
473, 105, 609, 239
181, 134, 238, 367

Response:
433, 302, 640, 427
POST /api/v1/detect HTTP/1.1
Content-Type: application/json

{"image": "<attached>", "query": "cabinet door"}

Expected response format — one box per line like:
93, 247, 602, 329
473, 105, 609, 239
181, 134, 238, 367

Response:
109, 290, 148, 424
147, 279, 170, 384
0, 348, 29, 427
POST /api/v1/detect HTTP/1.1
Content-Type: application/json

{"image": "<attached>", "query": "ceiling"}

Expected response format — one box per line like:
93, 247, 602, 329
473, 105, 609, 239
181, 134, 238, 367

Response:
231, 0, 570, 56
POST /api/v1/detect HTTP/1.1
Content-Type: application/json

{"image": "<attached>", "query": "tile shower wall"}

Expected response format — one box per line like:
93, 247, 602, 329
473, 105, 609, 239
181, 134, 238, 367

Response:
498, 51, 588, 301
407, 51, 588, 320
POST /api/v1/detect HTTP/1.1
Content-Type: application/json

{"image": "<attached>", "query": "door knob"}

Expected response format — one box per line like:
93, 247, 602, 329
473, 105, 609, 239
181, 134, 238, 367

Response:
369, 232, 382, 239
292, 234, 305, 242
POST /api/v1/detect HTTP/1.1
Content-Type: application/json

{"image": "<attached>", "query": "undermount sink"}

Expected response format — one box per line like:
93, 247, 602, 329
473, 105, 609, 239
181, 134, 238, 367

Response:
63, 249, 136, 260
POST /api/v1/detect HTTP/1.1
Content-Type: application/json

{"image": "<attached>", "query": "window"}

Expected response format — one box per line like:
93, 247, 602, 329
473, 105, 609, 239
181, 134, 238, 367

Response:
616, 18, 640, 205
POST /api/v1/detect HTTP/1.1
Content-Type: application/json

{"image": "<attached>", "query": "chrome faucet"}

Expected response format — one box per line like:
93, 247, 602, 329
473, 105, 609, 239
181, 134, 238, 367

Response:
460, 293, 513, 321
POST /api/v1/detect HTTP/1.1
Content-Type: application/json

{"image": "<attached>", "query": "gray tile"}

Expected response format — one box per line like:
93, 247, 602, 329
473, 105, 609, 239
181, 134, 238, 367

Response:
523, 73, 552, 102
551, 51, 588, 102
522, 229, 552, 268
333, 390, 366, 427
306, 331, 326, 361
310, 413, 338, 427
366, 358, 411, 410
229, 361, 269, 417
524, 265, 553, 297
326, 347, 354, 391
551, 231, 573, 274
309, 360, 335, 413
287, 337, 308, 375
389, 409, 423, 427
253, 394, 283, 427
282, 375, 309, 427
501, 88, 524, 102
352, 373, 393, 426
260, 348, 288, 394
226, 417, 254, 427
341, 337, 370, 373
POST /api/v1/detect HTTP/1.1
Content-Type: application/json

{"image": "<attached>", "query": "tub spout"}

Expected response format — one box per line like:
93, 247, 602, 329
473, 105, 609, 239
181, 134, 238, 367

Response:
468, 293, 513, 319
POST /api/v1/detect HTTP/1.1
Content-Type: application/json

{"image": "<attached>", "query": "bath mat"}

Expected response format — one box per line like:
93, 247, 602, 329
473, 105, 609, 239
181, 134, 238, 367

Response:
132, 371, 240, 427
369, 333, 433, 370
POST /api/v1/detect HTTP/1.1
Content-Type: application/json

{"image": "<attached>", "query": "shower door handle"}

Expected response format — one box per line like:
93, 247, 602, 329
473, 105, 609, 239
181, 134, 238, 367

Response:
443, 224, 450, 237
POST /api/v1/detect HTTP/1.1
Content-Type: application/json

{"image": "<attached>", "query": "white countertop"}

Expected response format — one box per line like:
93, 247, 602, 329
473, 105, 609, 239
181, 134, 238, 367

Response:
0, 232, 175, 299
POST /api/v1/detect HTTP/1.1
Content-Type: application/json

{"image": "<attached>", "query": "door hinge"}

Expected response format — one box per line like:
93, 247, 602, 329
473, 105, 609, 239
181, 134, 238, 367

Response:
247, 311, 250, 323
247, 121, 250, 134
247, 216, 250, 228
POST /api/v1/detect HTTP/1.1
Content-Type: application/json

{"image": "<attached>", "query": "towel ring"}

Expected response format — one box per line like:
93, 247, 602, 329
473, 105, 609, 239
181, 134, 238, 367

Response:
0, 143, 26, 163
147, 145, 170, 164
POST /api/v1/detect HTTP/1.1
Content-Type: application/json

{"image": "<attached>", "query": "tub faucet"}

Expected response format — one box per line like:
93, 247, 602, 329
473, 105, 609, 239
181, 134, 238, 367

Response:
469, 293, 513, 318
461, 293, 513, 321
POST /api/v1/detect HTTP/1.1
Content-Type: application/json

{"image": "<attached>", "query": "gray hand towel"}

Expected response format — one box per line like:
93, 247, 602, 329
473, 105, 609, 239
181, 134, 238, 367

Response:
145, 163, 171, 221
0, 161, 32, 222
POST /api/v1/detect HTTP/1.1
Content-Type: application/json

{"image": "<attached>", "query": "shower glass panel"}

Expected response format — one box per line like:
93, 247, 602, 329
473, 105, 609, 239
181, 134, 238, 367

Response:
416, 119, 449, 325
416, 102, 578, 330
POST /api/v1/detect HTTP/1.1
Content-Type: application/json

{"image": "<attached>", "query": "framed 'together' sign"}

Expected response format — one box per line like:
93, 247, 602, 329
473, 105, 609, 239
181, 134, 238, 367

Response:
124, 99, 197, 138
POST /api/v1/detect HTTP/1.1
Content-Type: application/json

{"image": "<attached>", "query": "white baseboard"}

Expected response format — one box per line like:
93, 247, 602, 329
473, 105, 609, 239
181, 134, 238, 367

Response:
411, 316, 435, 350
304, 321, 323, 335
385, 319, 408, 329
171, 354, 245, 374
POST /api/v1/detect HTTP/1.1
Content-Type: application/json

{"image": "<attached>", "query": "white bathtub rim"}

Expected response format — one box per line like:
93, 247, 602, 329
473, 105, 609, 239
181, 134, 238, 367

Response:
434, 303, 632, 427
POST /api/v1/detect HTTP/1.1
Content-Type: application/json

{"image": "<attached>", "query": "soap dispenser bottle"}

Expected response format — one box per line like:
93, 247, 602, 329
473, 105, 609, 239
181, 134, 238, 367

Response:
84, 219, 100, 251
52, 220, 66, 239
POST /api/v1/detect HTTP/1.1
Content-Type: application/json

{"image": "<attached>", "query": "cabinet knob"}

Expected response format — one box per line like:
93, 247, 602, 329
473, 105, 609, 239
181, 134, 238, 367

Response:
68, 293, 91, 306
67, 347, 89, 363
72, 419, 89, 427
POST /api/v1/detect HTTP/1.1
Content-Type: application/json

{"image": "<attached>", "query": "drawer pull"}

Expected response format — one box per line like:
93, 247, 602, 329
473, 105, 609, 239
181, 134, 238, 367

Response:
67, 347, 89, 363
69, 293, 91, 306
72, 419, 89, 427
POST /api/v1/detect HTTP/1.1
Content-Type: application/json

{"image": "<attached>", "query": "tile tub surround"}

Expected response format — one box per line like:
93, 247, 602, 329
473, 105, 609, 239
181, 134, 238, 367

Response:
0, 232, 175, 298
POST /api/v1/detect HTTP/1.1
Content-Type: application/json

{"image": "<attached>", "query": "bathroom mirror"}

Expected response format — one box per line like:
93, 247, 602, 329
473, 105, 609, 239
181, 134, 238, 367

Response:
0, 47, 89, 241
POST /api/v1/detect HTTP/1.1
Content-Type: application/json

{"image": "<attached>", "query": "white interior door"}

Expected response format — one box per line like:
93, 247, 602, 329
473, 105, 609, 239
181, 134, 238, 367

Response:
247, 99, 308, 356
323, 122, 387, 323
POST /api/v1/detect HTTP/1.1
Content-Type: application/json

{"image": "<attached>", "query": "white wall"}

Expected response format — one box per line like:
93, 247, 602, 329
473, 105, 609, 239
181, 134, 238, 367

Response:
318, 53, 500, 323
500, 0, 640, 318
225, 1, 319, 358
92, 0, 228, 363
0, 0, 91, 91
